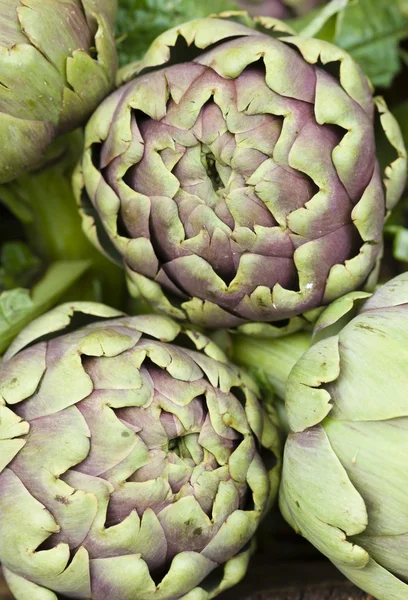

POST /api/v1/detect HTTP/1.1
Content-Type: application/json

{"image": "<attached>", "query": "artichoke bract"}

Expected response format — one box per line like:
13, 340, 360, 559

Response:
280, 273, 408, 600
76, 15, 406, 336
0, 0, 118, 184
0, 302, 281, 600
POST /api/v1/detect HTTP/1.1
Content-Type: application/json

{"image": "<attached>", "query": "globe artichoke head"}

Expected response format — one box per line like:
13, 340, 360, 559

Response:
0, 0, 118, 184
76, 15, 406, 336
0, 303, 281, 600
280, 273, 408, 600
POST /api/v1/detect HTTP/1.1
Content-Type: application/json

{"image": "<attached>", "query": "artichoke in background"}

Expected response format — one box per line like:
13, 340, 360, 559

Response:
0, 303, 281, 600
236, 0, 323, 18
235, 0, 289, 18
280, 273, 408, 600
0, 0, 118, 184
76, 15, 406, 337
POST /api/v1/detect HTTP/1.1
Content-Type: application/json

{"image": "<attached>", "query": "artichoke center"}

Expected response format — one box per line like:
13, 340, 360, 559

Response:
201, 149, 224, 194
168, 435, 191, 459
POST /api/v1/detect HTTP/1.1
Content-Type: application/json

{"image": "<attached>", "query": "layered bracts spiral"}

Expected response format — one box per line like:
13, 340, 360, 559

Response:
76, 16, 406, 335
0, 303, 281, 600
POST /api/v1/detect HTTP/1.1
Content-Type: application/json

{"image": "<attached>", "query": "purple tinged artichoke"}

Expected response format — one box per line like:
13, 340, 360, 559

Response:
0, 302, 281, 600
236, 0, 323, 18
75, 15, 407, 336
280, 273, 408, 600
0, 0, 118, 184
235, 0, 290, 18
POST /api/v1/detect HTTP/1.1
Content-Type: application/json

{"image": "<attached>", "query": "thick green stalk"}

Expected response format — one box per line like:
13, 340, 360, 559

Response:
12, 164, 90, 261
0, 132, 85, 259
0, 132, 126, 309
231, 332, 312, 399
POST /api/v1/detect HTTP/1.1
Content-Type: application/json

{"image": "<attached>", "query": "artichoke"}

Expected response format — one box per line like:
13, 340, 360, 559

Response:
0, 302, 281, 600
0, 0, 118, 184
76, 15, 406, 336
236, 0, 323, 18
280, 272, 408, 600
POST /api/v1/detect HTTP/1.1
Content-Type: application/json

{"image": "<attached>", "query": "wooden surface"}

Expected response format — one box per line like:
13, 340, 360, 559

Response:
0, 575, 10, 600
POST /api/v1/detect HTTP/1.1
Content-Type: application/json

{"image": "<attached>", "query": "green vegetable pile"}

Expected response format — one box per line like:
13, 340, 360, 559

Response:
1, 1, 408, 599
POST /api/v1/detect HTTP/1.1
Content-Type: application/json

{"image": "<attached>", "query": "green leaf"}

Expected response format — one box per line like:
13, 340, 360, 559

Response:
296, 0, 408, 88
116, 0, 237, 65
0, 242, 42, 293
334, 0, 408, 88
0, 260, 90, 354
295, 0, 350, 38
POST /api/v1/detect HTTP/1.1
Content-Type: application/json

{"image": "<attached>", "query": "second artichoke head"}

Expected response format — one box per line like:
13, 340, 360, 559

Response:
0, 302, 281, 600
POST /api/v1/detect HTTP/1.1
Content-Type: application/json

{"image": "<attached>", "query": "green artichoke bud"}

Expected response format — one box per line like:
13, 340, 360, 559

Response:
0, 302, 281, 600
76, 15, 407, 336
280, 272, 408, 600
0, 0, 118, 184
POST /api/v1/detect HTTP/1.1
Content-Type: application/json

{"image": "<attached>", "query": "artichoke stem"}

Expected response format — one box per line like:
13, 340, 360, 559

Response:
5, 132, 91, 261
231, 332, 311, 399
0, 131, 126, 308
